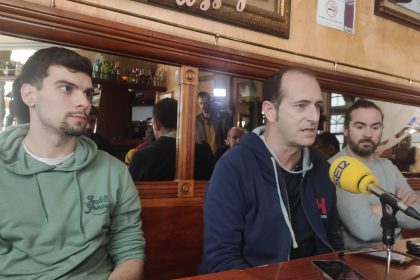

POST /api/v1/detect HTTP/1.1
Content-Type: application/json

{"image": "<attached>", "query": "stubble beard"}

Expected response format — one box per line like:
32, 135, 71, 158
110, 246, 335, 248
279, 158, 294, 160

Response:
60, 113, 87, 137
347, 138, 379, 157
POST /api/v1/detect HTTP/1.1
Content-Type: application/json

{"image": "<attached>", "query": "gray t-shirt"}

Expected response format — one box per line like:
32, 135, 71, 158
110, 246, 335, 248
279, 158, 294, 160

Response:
329, 147, 420, 249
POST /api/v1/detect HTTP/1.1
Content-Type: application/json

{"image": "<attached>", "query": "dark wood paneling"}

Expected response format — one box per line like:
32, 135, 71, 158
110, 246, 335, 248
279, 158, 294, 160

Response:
141, 206, 203, 280
96, 82, 131, 141
137, 181, 179, 199
407, 178, 420, 191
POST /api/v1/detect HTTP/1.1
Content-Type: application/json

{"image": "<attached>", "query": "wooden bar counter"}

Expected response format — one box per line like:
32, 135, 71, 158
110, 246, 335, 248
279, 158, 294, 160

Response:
178, 239, 420, 280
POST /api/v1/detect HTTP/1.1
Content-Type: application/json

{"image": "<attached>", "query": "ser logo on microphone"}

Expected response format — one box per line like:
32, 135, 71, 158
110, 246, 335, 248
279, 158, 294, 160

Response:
332, 160, 350, 188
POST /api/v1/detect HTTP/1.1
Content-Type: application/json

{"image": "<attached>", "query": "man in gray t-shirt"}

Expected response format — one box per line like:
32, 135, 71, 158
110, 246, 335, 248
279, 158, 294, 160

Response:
329, 99, 420, 249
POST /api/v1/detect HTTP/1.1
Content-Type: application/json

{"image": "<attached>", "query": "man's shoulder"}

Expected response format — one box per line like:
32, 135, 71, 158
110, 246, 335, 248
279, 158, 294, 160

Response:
371, 155, 398, 170
95, 150, 124, 166
134, 137, 175, 157
217, 134, 266, 166
328, 148, 347, 163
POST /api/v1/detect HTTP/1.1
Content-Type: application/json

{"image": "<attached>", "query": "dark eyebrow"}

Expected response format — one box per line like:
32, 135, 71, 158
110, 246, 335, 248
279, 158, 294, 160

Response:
55, 80, 94, 93
371, 122, 383, 126
55, 80, 76, 86
353, 121, 382, 126
294, 100, 310, 104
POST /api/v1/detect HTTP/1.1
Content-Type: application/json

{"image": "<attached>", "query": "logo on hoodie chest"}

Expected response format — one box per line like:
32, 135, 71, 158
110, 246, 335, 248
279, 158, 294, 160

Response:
316, 197, 328, 219
84, 195, 111, 215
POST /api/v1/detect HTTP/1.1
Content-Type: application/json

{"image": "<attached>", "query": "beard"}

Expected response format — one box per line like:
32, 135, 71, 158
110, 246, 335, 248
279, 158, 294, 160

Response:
60, 112, 87, 136
347, 137, 379, 157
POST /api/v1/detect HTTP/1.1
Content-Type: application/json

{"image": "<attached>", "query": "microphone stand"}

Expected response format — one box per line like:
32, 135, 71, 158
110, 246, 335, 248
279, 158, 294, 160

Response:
379, 195, 398, 280
338, 194, 420, 280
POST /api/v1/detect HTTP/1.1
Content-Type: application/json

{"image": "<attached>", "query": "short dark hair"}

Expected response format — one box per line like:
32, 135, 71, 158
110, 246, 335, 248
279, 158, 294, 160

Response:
344, 99, 384, 129
316, 132, 340, 152
20, 47, 92, 89
11, 75, 30, 124
263, 67, 316, 108
198, 91, 211, 100
153, 98, 178, 129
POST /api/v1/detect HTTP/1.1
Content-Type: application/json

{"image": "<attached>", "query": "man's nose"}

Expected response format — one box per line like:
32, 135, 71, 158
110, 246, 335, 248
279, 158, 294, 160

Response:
75, 90, 91, 108
364, 127, 373, 137
307, 105, 320, 122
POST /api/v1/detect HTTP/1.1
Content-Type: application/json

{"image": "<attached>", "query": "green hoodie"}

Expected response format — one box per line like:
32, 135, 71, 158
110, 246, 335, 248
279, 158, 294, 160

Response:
0, 124, 145, 279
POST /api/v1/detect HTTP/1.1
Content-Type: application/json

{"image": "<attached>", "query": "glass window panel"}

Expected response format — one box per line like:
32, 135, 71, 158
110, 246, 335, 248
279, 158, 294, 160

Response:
331, 93, 345, 107
336, 134, 344, 149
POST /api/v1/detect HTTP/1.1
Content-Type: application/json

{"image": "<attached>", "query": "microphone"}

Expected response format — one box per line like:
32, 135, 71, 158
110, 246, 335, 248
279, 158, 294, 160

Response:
329, 156, 420, 221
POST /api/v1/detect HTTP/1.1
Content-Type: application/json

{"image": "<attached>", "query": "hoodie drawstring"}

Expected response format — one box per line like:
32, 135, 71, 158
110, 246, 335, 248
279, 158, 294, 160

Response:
34, 173, 86, 238
34, 175, 49, 223
73, 172, 86, 238
271, 157, 298, 249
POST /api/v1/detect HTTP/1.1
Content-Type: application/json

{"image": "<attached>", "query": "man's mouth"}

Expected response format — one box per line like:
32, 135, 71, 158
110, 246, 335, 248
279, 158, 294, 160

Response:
69, 112, 88, 121
359, 140, 374, 146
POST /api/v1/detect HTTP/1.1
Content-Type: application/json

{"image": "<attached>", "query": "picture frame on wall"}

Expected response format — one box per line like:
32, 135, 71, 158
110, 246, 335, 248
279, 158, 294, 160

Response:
375, 0, 420, 31
136, 0, 291, 38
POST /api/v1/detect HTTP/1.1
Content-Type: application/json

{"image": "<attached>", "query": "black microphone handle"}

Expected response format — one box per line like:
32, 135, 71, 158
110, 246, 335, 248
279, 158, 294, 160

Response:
378, 192, 420, 222
405, 206, 420, 222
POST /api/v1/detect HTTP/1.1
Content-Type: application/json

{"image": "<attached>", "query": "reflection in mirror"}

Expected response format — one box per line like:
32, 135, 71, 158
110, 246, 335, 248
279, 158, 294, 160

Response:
195, 70, 264, 168
319, 92, 420, 174
0, 34, 182, 182
234, 78, 264, 132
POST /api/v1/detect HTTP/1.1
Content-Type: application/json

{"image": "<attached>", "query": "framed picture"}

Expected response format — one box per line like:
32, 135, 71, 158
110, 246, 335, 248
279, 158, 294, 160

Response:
375, 0, 420, 31
136, 0, 290, 38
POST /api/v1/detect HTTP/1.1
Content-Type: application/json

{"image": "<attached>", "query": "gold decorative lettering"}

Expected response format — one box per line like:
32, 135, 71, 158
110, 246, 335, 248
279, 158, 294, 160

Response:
236, 0, 246, 12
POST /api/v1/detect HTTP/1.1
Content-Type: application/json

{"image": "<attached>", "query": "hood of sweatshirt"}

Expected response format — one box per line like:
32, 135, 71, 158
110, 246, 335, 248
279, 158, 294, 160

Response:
0, 124, 98, 235
233, 126, 315, 249
0, 124, 97, 175
236, 126, 314, 174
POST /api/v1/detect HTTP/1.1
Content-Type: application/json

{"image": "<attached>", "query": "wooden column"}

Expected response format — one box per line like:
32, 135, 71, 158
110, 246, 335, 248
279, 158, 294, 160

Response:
176, 66, 198, 197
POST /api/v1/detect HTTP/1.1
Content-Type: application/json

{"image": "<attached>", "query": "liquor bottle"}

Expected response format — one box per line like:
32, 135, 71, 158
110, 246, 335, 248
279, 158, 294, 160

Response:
141, 68, 147, 86
93, 59, 102, 79
113, 62, 122, 80
102, 61, 112, 80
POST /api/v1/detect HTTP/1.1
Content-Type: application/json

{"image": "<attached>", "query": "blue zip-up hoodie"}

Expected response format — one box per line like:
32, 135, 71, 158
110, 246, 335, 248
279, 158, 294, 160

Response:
199, 127, 343, 273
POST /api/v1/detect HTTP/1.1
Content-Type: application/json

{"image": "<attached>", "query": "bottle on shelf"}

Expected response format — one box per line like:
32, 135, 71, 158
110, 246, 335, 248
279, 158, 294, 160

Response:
113, 61, 122, 80
93, 59, 102, 79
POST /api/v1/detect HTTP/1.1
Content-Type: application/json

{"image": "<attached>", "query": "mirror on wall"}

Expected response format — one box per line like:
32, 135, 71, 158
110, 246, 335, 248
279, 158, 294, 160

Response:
0, 34, 183, 182
194, 70, 264, 169
319, 92, 420, 174
191, 70, 420, 177
2, 34, 420, 179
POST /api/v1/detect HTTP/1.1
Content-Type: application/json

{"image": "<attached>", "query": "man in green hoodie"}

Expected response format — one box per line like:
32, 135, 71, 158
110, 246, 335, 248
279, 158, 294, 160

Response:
0, 47, 145, 279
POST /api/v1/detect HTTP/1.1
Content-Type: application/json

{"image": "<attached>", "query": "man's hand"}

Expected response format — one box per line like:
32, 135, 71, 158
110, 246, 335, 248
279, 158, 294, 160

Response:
396, 187, 420, 206
370, 188, 420, 216
370, 203, 382, 216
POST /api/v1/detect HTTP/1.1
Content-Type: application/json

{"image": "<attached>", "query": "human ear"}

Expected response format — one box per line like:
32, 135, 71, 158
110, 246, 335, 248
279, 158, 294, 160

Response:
21, 83, 36, 107
343, 127, 349, 137
153, 118, 161, 131
262, 101, 277, 123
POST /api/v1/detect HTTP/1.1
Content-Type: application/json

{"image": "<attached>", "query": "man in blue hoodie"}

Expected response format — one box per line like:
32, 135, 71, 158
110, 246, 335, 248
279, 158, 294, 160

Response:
0, 47, 145, 279
199, 67, 343, 273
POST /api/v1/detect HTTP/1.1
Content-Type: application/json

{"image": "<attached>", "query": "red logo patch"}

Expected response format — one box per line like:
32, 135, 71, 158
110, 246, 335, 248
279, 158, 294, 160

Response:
316, 197, 327, 216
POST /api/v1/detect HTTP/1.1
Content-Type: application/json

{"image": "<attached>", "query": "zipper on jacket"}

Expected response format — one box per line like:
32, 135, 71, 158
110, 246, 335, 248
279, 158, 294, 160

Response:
279, 169, 293, 261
